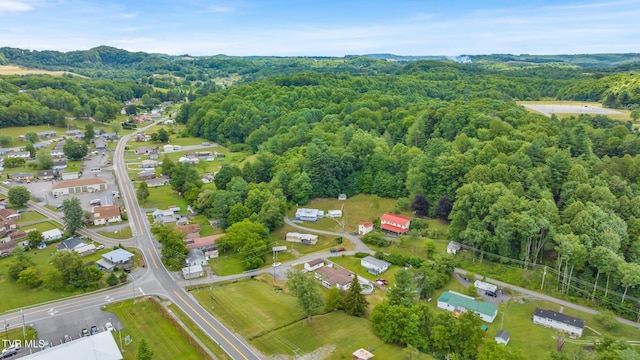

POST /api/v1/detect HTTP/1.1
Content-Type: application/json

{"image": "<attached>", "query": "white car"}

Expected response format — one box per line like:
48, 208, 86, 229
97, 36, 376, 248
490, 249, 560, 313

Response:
271, 262, 282, 268
105, 322, 114, 332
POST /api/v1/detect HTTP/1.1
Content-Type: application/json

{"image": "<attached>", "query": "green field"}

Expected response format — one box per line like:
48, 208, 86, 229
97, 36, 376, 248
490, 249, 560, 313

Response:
517, 100, 633, 121
104, 299, 205, 360
191, 276, 431, 359
20, 220, 61, 233
16, 211, 48, 225
143, 186, 187, 210
97, 226, 133, 239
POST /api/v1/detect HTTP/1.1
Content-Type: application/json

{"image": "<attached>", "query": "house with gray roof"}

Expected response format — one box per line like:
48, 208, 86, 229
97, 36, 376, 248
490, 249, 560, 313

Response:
97, 248, 134, 271
361, 256, 391, 275
533, 308, 584, 337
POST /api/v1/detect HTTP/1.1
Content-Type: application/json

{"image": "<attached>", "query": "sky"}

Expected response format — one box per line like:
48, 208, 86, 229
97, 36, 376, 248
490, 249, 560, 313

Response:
0, 0, 639, 57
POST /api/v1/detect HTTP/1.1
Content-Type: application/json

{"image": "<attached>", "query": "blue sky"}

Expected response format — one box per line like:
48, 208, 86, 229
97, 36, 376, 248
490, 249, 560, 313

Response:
0, 0, 638, 56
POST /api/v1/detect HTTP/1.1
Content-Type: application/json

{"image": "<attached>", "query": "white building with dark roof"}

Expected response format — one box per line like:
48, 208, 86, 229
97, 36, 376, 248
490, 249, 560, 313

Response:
533, 308, 584, 337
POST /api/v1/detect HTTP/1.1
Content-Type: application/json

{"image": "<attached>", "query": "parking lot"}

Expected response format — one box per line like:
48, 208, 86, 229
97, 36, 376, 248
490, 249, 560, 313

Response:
9, 150, 121, 212
33, 307, 122, 347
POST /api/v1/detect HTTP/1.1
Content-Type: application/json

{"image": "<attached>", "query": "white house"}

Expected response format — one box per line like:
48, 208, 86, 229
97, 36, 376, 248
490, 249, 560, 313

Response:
182, 264, 204, 279
294, 208, 324, 222
358, 222, 374, 235
96, 248, 134, 271
533, 308, 584, 337
437, 291, 498, 323
495, 330, 511, 345
314, 266, 353, 291
326, 210, 342, 218
42, 228, 63, 241
304, 258, 325, 272
474, 280, 498, 293
361, 256, 391, 275
92, 205, 122, 225
163, 144, 174, 152
447, 241, 462, 254
186, 249, 208, 267
285, 232, 318, 245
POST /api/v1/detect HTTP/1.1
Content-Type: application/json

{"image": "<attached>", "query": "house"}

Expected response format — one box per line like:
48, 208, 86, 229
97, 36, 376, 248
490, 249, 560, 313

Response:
195, 151, 212, 158
380, 213, 411, 235
38, 170, 55, 180
61, 172, 80, 180
184, 234, 222, 259
134, 146, 155, 155
50, 149, 65, 158
42, 228, 63, 241
437, 291, 498, 323
148, 150, 160, 160
358, 222, 374, 236
533, 308, 584, 337
9, 231, 27, 242
137, 170, 156, 180
285, 232, 318, 245
141, 159, 157, 169
447, 241, 462, 254
338, 193, 347, 201
361, 256, 391, 275
495, 330, 511, 345
326, 210, 342, 218
57, 236, 88, 252
163, 144, 174, 152
0, 240, 17, 256
146, 177, 170, 187
304, 258, 325, 272
51, 178, 108, 197
92, 205, 122, 225
9, 172, 34, 181
65, 129, 82, 137
96, 248, 134, 271
294, 208, 324, 222
182, 264, 204, 279
53, 158, 67, 170
178, 156, 199, 165
0, 218, 17, 233
134, 133, 151, 142
315, 265, 353, 290
0, 208, 20, 221
353, 349, 375, 360
103, 133, 118, 140
7, 151, 31, 159
34, 141, 49, 150
152, 209, 182, 224
94, 136, 108, 150
186, 249, 208, 267
37, 130, 58, 138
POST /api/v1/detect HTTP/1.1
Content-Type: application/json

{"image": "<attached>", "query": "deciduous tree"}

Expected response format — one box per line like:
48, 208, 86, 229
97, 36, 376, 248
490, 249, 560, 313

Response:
24, 132, 39, 143
434, 195, 453, 220
388, 269, 417, 307
62, 197, 84, 235
286, 270, 324, 321
8, 186, 30, 206
136, 181, 149, 202
410, 194, 429, 217
63, 139, 88, 160
26, 230, 44, 249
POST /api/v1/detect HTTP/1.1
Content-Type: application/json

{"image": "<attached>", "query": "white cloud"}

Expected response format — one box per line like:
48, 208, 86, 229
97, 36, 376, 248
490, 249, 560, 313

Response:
121, 12, 137, 19
0, 0, 34, 15
209, 5, 235, 13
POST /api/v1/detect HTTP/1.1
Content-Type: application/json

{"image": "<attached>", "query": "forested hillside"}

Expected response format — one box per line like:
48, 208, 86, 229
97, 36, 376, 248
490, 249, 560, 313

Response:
177, 64, 640, 319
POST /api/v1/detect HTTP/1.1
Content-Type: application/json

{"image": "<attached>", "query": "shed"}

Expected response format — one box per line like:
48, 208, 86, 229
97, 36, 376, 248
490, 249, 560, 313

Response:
495, 330, 511, 345
353, 348, 374, 360
304, 258, 325, 272
358, 222, 374, 236
447, 241, 462, 254
182, 264, 204, 279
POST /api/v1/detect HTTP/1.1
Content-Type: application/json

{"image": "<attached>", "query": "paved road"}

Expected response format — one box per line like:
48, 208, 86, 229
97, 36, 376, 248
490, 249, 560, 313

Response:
113, 126, 263, 360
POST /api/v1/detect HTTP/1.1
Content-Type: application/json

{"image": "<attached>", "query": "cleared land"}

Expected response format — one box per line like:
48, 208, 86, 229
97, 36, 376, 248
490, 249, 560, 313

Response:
0, 65, 86, 78
518, 101, 630, 120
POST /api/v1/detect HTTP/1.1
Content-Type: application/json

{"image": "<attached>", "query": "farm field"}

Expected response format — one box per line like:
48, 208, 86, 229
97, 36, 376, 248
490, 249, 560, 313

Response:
0, 65, 87, 77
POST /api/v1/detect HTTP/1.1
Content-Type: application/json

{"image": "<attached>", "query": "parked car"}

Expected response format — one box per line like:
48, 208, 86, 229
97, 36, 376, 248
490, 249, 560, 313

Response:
329, 248, 338, 253
63, 334, 72, 343
40, 341, 51, 350
90, 325, 99, 335
337, 247, 346, 252
81, 328, 90, 337
105, 322, 114, 332
89, 199, 100, 206
96, 245, 105, 250
485, 290, 498, 297
123, 268, 131, 273
376, 278, 389, 285
1, 347, 17, 358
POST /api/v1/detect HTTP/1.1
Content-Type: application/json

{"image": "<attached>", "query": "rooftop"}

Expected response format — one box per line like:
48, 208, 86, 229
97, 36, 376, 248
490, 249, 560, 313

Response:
534, 308, 584, 329
52, 178, 107, 189
102, 248, 134, 263
438, 290, 498, 317
380, 213, 412, 224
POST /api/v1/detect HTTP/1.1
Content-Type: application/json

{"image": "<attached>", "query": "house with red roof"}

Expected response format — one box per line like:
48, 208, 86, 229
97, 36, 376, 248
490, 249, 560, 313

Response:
380, 213, 411, 235
358, 222, 374, 236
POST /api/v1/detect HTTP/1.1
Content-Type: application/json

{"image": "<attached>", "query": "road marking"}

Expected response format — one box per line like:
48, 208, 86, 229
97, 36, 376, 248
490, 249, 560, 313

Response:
139, 287, 145, 295
148, 247, 159, 269
173, 291, 249, 360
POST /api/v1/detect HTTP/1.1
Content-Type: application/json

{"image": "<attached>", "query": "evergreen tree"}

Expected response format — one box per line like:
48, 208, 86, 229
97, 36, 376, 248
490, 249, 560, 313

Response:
136, 338, 154, 360
343, 277, 368, 316
388, 269, 417, 307
137, 181, 149, 202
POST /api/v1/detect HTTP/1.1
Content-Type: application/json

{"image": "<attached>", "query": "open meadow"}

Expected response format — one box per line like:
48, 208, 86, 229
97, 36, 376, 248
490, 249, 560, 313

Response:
518, 100, 633, 121
0, 65, 87, 78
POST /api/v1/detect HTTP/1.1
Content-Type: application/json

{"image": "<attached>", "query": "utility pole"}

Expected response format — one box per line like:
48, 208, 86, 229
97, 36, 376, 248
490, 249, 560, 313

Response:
131, 275, 136, 304
541, 266, 547, 290
4, 319, 8, 340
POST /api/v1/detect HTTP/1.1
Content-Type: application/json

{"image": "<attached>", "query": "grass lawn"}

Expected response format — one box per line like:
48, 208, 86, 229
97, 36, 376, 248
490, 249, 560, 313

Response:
289, 194, 401, 233
0, 246, 80, 311
250, 311, 433, 359
142, 186, 187, 210
330, 255, 403, 286
97, 226, 133, 239
192, 277, 306, 340
16, 211, 48, 225
208, 253, 246, 276
104, 299, 204, 360
166, 303, 230, 360
517, 100, 633, 122
20, 220, 61, 233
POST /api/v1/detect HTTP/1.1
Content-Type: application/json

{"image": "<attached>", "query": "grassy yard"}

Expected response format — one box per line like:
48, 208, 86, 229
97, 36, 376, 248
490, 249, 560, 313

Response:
191, 276, 431, 359
104, 299, 204, 360
142, 186, 187, 210
16, 211, 48, 225
166, 303, 230, 360
330, 255, 403, 286
97, 226, 133, 239
20, 220, 61, 233
288, 194, 401, 233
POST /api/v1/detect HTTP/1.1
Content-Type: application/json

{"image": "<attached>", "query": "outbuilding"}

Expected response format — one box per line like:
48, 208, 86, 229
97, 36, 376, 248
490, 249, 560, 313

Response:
360, 256, 391, 275
495, 330, 511, 345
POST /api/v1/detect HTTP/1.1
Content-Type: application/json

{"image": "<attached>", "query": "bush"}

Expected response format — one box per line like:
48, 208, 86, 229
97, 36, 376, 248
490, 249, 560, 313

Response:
594, 310, 618, 330
361, 232, 390, 247
354, 252, 369, 258
467, 284, 477, 297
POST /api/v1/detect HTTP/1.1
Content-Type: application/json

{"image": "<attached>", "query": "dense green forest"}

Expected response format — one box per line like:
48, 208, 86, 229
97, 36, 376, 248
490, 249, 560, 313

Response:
175, 63, 640, 319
